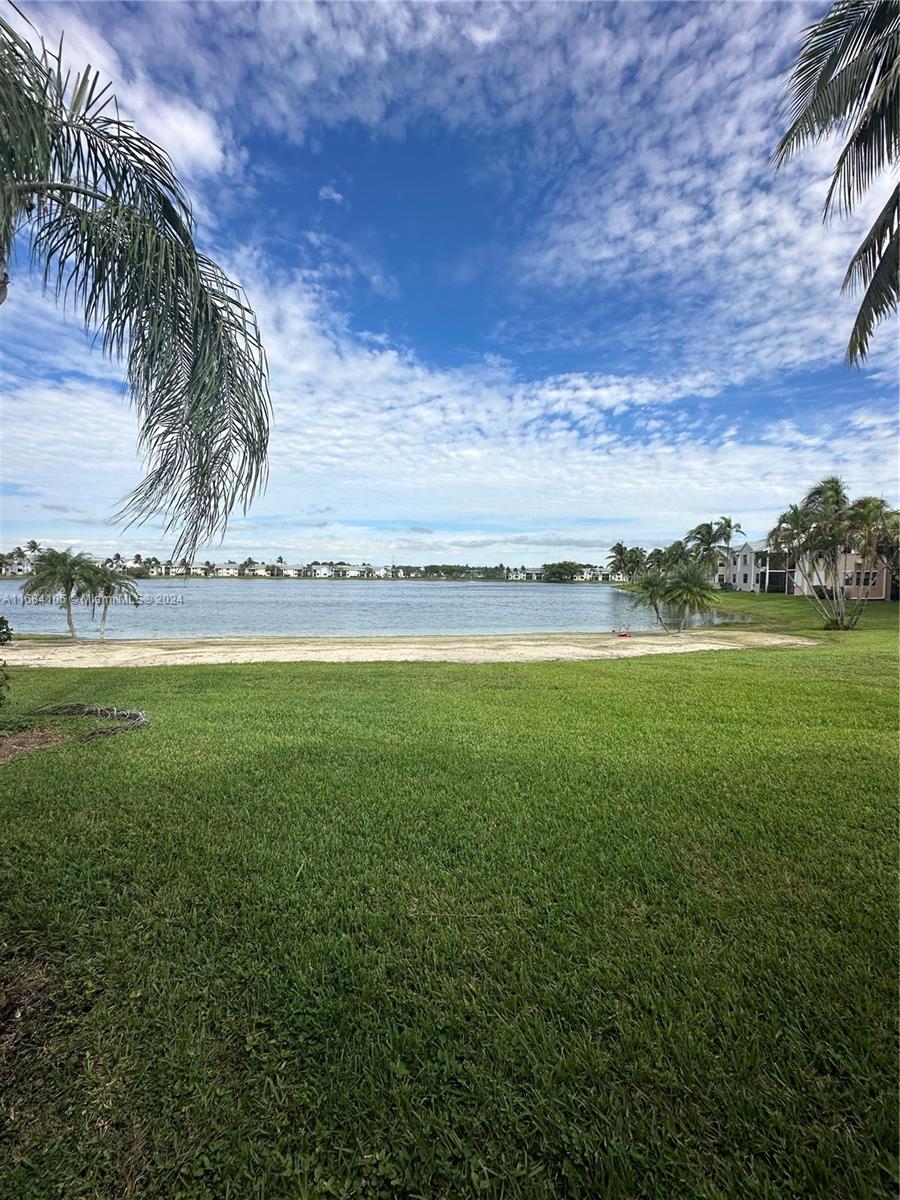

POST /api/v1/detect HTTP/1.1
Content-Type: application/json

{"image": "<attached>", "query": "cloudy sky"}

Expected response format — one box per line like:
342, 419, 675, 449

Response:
1, 0, 897, 566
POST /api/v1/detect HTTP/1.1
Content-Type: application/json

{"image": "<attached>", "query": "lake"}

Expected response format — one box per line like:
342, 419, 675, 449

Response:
2, 578, 739, 640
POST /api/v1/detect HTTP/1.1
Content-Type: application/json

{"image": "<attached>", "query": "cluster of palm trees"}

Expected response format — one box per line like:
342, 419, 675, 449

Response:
770, 477, 898, 629
21, 548, 139, 640
608, 517, 744, 584
616, 516, 744, 633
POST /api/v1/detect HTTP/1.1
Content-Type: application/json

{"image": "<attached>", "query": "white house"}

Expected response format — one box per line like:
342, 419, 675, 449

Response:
215, 564, 240, 578
149, 564, 169, 577
281, 565, 303, 577
251, 564, 270, 577
506, 566, 545, 581
190, 564, 207, 576
310, 564, 333, 578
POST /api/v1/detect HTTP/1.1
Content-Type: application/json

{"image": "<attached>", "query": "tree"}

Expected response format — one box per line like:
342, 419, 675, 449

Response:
662, 539, 691, 570
645, 548, 665, 572
25, 538, 41, 553
607, 543, 629, 577
714, 516, 744, 581
662, 561, 719, 632
774, 0, 899, 362
10, 546, 24, 561
623, 546, 646, 581
85, 563, 139, 639
685, 521, 722, 576
542, 561, 583, 582
0, 11, 270, 557
22, 547, 96, 639
771, 475, 898, 628
631, 570, 672, 633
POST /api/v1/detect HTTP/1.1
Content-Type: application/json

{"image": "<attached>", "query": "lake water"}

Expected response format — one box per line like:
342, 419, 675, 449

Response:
2, 579, 739, 640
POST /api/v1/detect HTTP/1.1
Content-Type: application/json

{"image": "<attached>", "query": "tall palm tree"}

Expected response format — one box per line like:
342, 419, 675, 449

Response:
645, 548, 665, 572
714, 517, 744, 582
662, 562, 719, 632
25, 538, 41, 553
22, 547, 96, 639
0, 11, 270, 557
685, 521, 721, 577
607, 542, 629, 578
662, 539, 691, 570
774, 0, 899, 362
624, 546, 647, 582
631, 570, 672, 633
85, 563, 139, 639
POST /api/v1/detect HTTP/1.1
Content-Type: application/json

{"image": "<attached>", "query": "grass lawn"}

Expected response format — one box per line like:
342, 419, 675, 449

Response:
0, 595, 897, 1198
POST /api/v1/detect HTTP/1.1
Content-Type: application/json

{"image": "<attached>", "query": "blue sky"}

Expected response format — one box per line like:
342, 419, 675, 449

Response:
1, 0, 897, 565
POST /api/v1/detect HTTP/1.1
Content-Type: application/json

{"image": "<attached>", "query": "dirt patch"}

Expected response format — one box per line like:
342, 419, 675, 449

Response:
0, 728, 69, 764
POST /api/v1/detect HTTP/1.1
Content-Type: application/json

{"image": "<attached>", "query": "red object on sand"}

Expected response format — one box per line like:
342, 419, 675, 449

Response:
617, 631, 631, 638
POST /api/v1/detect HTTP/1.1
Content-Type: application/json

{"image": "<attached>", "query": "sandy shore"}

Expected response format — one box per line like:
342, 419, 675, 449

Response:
3, 629, 815, 668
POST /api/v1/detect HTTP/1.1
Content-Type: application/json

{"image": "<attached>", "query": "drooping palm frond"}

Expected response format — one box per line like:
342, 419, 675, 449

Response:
844, 212, 899, 359
0, 9, 270, 557
774, 0, 900, 364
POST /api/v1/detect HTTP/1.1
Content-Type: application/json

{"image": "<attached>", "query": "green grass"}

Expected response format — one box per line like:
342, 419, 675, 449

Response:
1, 595, 897, 1199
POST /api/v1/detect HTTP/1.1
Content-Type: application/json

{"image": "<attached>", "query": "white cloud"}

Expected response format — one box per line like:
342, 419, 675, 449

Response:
318, 183, 344, 204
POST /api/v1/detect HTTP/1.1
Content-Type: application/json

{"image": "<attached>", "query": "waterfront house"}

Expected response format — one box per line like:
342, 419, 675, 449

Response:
215, 564, 240, 578
310, 564, 333, 579
190, 564, 207, 576
794, 551, 891, 601
281, 565, 303, 577
506, 566, 545, 581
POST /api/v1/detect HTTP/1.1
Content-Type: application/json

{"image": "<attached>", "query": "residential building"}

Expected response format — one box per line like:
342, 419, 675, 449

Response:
215, 564, 240, 578
794, 551, 891, 601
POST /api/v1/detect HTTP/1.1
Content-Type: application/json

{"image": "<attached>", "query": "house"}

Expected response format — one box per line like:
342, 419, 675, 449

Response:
215, 564, 240, 578
794, 551, 891, 601
251, 564, 270, 577
190, 564, 207, 576
6, 555, 35, 575
149, 564, 170, 577
505, 566, 544, 581
310, 564, 333, 579
279, 565, 302, 577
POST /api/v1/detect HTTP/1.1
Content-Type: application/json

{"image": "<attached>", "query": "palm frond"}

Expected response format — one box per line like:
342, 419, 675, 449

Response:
0, 11, 270, 559
845, 219, 899, 360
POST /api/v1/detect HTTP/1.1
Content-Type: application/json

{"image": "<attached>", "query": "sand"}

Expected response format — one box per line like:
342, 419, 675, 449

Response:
3, 629, 815, 668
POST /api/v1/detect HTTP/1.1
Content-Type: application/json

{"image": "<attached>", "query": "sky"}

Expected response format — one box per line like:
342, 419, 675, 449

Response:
1, 0, 897, 566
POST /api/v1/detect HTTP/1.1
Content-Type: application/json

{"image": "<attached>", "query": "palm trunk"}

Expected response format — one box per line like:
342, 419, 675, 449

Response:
99, 598, 110, 640
64, 588, 77, 641
679, 603, 690, 633
653, 602, 671, 634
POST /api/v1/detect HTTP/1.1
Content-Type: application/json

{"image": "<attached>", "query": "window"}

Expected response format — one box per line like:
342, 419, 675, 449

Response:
742, 554, 748, 565
743, 574, 748, 584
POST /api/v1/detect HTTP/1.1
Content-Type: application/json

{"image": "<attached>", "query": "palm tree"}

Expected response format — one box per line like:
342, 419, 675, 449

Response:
631, 570, 672, 633
767, 475, 894, 629
714, 516, 744, 582
662, 539, 691, 570
85, 563, 139, 639
846, 495, 899, 621
645, 548, 665, 572
22, 547, 96, 639
774, 0, 899, 362
662, 562, 719, 632
0, 12, 270, 557
10, 546, 25, 562
685, 521, 722, 577
624, 546, 647, 582
25, 538, 41, 553
607, 542, 629, 578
